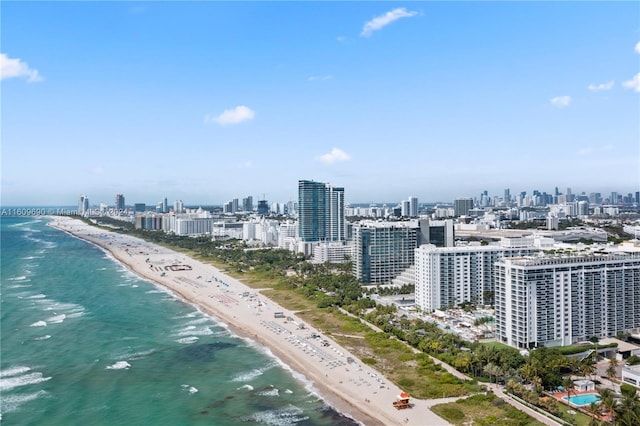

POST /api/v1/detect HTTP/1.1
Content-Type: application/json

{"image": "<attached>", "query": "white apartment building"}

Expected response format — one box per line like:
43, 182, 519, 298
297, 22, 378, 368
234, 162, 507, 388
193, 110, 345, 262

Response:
312, 241, 352, 264
414, 238, 535, 312
622, 364, 640, 388
495, 253, 640, 349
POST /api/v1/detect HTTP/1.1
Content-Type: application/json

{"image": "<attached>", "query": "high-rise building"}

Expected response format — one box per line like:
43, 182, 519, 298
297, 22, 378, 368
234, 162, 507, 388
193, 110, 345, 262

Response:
242, 196, 253, 212
415, 239, 535, 312
504, 188, 510, 204
174, 200, 184, 214
162, 197, 168, 214
495, 253, 640, 349
257, 199, 269, 216
115, 194, 125, 211
418, 219, 454, 248
297, 180, 345, 242
352, 220, 419, 284
401, 200, 410, 217
78, 195, 89, 215
407, 196, 418, 217
134, 203, 146, 213
454, 198, 474, 217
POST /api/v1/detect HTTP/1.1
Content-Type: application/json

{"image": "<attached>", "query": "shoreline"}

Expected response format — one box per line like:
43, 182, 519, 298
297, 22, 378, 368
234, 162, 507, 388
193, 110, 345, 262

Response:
49, 216, 451, 426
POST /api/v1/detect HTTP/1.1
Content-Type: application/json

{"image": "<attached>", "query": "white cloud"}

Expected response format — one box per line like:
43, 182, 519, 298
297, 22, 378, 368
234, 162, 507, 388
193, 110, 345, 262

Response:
308, 75, 333, 81
318, 148, 351, 164
587, 81, 614, 92
622, 73, 640, 92
578, 147, 593, 156
635, 41, 640, 54
361, 8, 418, 37
205, 105, 255, 125
0, 53, 43, 82
238, 160, 253, 169
550, 96, 571, 107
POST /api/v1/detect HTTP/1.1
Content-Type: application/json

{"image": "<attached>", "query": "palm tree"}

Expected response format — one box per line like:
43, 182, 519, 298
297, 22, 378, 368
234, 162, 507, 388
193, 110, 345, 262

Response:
562, 377, 575, 401
586, 402, 601, 426
597, 388, 616, 423
614, 386, 640, 426
605, 362, 617, 382
580, 358, 596, 381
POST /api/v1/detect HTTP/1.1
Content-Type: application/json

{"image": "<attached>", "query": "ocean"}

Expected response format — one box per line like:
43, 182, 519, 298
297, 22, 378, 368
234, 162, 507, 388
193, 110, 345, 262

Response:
0, 217, 357, 425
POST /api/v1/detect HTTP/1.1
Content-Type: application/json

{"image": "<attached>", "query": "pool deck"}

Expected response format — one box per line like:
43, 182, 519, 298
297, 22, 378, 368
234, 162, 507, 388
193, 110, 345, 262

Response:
550, 389, 611, 422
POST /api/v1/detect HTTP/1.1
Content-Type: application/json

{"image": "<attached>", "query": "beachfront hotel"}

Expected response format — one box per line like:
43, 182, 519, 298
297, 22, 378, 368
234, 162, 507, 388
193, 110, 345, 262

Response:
495, 252, 640, 349
414, 238, 536, 311
352, 219, 455, 284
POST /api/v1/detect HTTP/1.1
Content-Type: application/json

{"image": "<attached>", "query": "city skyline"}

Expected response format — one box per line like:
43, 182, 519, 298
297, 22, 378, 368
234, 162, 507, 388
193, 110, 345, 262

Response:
2, 2, 639, 206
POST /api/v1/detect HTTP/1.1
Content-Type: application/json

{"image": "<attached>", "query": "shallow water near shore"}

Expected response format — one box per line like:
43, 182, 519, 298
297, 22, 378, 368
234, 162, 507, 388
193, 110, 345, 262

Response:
0, 217, 357, 425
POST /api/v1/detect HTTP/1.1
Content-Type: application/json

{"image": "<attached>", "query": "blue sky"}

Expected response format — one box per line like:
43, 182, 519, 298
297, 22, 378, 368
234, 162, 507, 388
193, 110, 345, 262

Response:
2, 1, 639, 206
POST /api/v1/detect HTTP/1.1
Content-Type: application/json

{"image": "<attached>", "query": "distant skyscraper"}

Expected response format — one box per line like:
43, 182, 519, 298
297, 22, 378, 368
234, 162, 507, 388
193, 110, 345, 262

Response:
174, 199, 184, 214
504, 188, 510, 204
409, 196, 418, 217
162, 197, 168, 213
78, 195, 89, 215
298, 180, 345, 242
454, 198, 473, 217
401, 200, 410, 217
257, 199, 269, 216
115, 194, 125, 211
242, 196, 253, 212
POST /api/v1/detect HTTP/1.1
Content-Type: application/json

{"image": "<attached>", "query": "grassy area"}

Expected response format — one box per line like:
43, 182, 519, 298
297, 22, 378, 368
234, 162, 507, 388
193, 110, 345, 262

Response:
296, 308, 479, 399
432, 393, 546, 426
261, 289, 319, 312
555, 400, 592, 426
481, 341, 514, 351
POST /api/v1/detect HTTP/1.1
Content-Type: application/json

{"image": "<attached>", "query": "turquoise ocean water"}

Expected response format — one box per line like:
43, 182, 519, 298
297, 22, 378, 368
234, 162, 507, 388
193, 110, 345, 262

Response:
0, 217, 357, 425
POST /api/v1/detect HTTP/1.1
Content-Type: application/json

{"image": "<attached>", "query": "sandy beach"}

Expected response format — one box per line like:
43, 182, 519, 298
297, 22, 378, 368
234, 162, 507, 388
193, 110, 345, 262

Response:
49, 216, 452, 426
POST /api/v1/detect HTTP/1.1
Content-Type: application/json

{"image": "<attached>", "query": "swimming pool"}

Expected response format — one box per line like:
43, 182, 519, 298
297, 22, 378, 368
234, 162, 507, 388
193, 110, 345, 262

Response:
563, 393, 601, 406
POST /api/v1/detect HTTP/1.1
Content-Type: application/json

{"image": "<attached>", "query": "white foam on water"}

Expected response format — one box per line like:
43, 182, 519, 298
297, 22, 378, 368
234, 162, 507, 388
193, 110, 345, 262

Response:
30, 321, 47, 327
126, 349, 156, 361
284, 389, 293, 394
257, 386, 280, 397
105, 361, 131, 370
131, 285, 139, 288
185, 317, 211, 326
231, 363, 276, 383
0, 390, 48, 415
96, 267, 107, 271
237, 384, 254, 391
242, 405, 308, 426
174, 312, 198, 320
175, 327, 213, 337
176, 336, 199, 344
7, 276, 27, 281
21, 256, 44, 260
0, 367, 31, 378
0, 372, 52, 392
7, 284, 32, 289
27, 294, 47, 299
181, 384, 198, 394
46, 314, 66, 324
34, 335, 51, 341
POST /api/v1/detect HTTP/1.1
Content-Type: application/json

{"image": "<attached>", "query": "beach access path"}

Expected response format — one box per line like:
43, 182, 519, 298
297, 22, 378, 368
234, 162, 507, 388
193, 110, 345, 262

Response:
50, 216, 454, 426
